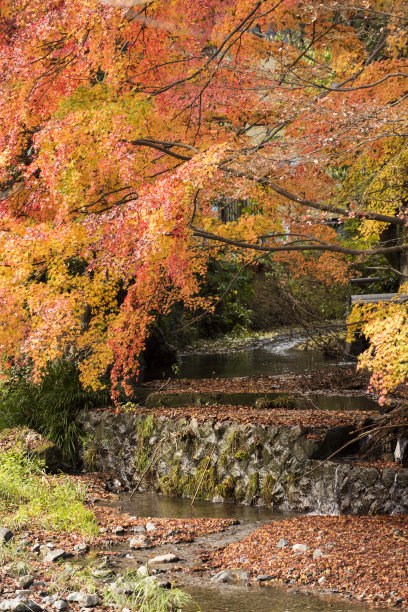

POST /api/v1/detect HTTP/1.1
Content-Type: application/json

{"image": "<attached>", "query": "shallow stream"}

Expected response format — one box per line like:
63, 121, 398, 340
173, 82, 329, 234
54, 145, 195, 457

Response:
178, 336, 338, 379
111, 494, 392, 612
125, 334, 387, 611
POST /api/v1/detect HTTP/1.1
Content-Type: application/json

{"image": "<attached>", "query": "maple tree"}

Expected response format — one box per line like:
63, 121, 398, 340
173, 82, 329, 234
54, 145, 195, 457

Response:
0, 0, 407, 400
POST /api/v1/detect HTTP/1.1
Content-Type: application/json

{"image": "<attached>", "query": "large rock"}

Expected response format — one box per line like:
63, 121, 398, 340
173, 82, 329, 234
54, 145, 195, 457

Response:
0, 429, 63, 471
31, 442, 63, 472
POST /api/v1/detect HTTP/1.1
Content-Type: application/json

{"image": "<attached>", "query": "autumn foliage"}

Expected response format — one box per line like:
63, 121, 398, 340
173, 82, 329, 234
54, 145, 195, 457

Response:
0, 0, 407, 398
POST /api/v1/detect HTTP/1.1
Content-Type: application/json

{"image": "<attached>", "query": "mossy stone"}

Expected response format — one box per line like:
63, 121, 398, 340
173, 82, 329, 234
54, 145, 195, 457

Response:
31, 441, 63, 471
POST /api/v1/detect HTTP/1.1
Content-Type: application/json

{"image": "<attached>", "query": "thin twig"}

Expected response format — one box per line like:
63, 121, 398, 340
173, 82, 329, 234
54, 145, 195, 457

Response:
129, 437, 165, 499
191, 445, 216, 506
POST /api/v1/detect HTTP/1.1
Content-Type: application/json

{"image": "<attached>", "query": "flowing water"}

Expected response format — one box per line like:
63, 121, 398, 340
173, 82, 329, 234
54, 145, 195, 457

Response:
131, 335, 387, 612
117, 492, 296, 522
145, 335, 340, 381
112, 494, 392, 612
185, 584, 381, 612
177, 336, 339, 379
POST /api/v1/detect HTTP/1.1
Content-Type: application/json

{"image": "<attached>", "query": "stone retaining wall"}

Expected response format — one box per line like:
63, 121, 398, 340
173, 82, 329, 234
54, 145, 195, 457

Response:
81, 411, 408, 515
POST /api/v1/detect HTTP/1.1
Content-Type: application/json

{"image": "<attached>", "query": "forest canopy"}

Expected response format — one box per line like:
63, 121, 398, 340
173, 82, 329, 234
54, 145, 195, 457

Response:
0, 0, 407, 401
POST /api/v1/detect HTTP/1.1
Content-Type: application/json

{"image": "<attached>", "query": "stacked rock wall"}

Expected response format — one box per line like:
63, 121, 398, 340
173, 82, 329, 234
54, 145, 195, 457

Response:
81, 411, 408, 514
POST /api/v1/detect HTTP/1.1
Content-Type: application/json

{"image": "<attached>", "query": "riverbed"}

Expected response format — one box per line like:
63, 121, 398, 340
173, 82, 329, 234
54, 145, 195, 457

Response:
84, 331, 405, 611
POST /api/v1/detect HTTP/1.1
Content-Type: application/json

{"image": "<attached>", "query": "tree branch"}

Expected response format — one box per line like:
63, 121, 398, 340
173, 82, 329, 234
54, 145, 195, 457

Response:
221, 167, 405, 226
192, 227, 408, 257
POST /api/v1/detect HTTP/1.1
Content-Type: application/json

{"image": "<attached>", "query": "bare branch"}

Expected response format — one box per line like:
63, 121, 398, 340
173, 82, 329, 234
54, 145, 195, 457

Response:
192, 227, 408, 257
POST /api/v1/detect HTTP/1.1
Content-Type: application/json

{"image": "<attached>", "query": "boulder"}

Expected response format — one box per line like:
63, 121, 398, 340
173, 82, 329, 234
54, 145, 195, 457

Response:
30, 442, 63, 472
0, 429, 63, 471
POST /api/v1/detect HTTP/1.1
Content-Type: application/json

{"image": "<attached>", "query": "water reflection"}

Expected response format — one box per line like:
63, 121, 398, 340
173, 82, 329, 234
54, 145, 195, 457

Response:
118, 492, 295, 522
177, 343, 335, 380
185, 584, 390, 612
145, 335, 339, 381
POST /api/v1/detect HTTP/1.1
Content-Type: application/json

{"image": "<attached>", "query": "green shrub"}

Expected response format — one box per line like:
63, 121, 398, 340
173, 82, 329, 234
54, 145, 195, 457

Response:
0, 359, 109, 463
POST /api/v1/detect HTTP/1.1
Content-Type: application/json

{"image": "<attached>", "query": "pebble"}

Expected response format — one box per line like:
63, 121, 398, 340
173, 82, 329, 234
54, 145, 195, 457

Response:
24, 601, 43, 612
256, 575, 274, 582
277, 538, 288, 549
42, 596, 59, 605
53, 601, 68, 611
131, 525, 146, 533
76, 594, 99, 608
2, 598, 42, 612
17, 578, 34, 590
137, 566, 149, 577
92, 569, 115, 580
0, 528, 14, 544
145, 522, 156, 532
318, 576, 326, 585
31, 544, 40, 554
292, 543, 309, 553
113, 584, 133, 595
210, 570, 234, 584
313, 548, 324, 559
66, 594, 80, 603
148, 553, 179, 564
129, 536, 150, 549
14, 592, 33, 598
113, 526, 125, 535
73, 543, 89, 555
43, 550, 66, 563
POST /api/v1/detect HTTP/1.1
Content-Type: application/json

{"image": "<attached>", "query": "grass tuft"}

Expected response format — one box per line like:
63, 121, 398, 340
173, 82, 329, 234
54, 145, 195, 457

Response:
103, 570, 194, 612
0, 451, 98, 535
